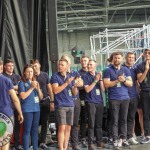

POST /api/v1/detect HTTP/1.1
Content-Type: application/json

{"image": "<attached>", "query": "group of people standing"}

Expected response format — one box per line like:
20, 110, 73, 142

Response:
0, 48, 150, 150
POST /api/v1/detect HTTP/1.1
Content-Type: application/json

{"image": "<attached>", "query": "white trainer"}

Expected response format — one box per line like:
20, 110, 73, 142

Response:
128, 137, 138, 145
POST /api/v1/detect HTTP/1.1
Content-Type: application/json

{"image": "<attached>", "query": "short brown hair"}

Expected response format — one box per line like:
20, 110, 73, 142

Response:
125, 52, 134, 58
107, 53, 114, 62
30, 59, 40, 64
144, 48, 150, 52
89, 59, 96, 63
113, 52, 123, 57
4, 59, 14, 65
81, 55, 89, 60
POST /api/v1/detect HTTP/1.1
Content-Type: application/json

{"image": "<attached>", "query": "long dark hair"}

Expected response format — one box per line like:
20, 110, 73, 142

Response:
21, 64, 36, 82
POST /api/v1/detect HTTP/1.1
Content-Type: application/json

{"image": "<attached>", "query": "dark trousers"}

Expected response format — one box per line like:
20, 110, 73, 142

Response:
14, 110, 21, 148
107, 108, 112, 139
109, 100, 129, 141
71, 98, 81, 146
140, 91, 150, 137
80, 102, 88, 139
87, 102, 104, 144
40, 107, 50, 143
127, 99, 138, 139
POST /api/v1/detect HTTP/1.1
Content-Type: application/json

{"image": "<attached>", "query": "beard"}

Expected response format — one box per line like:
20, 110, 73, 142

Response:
114, 61, 120, 66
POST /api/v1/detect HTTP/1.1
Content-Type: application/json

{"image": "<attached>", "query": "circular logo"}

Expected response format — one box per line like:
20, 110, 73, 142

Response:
0, 113, 13, 147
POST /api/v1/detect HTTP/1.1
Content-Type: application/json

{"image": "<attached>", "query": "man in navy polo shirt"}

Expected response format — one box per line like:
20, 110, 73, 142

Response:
122, 52, 139, 145
3, 59, 22, 150
137, 48, 150, 144
31, 59, 54, 149
104, 52, 133, 150
51, 59, 78, 150
78, 55, 89, 147
61, 54, 82, 150
0, 60, 23, 150
82, 59, 105, 150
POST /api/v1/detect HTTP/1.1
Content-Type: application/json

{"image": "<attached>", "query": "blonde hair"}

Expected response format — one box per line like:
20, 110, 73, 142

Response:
61, 54, 71, 65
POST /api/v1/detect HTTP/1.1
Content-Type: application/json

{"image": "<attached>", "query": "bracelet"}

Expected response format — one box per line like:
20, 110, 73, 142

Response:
93, 80, 97, 83
100, 79, 103, 81
50, 101, 54, 103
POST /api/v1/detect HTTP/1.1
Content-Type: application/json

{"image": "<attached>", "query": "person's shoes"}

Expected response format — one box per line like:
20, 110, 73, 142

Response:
72, 145, 80, 150
113, 141, 119, 150
108, 138, 113, 145
141, 133, 145, 139
39, 143, 50, 150
12, 145, 24, 150
128, 137, 138, 145
97, 142, 104, 149
81, 138, 88, 148
117, 139, 122, 147
122, 140, 131, 149
88, 144, 95, 150
132, 133, 137, 140
141, 137, 150, 144
17, 145, 23, 150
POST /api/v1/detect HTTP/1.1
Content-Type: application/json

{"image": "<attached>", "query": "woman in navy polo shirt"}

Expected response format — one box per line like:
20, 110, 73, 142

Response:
18, 64, 43, 150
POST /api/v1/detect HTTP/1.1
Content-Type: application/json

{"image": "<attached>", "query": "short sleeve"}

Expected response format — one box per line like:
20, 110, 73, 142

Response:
18, 81, 25, 93
50, 73, 58, 84
136, 63, 144, 74
103, 68, 111, 79
45, 73, 50, 84
82, 74, 89, 86
7, 79, 14, 90
125, 67, 131, 77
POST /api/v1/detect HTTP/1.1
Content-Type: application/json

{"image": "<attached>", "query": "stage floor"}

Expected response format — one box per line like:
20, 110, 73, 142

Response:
46, 136, 150, 150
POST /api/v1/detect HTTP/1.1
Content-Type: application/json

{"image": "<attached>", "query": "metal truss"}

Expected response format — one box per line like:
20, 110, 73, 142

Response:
57, 0, 150, 31
90, 25, 150, 66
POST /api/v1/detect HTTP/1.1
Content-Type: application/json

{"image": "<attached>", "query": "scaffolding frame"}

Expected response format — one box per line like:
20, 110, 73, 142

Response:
90, 25, 150, 67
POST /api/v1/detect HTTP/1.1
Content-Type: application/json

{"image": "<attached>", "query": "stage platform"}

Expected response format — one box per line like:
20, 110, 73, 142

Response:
45, 136, 150, 150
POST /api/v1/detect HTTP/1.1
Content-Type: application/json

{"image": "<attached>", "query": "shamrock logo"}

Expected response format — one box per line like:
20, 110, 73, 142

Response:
0, 122, 7, 137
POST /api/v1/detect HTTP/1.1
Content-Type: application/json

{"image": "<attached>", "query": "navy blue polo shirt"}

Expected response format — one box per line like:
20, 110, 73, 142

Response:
18, 81, 40, 113
51, 72, 75, 108
103, 65, 131, 100
35, 71, 50, 98
82, 72, 103, 104
122, 64, 138, 99
78, 69, 88, 100
3, 72, 20, 86
0, 74, 14, 117
136, 61, 150, 91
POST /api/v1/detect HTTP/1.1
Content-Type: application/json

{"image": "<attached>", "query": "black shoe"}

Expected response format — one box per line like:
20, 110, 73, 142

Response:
72, 146, 80, 150
122, 141, 131, 149
88, 144, 95, 150
81, 138, 88, 148
113, 141, 119, 150
97, 142, 104, 149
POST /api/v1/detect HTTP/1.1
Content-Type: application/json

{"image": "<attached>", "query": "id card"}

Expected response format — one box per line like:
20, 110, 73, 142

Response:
96, 89, 100, 95
34, 96, 39, 103
81, 100, 85, 106
68, 90, 72, 96
117, 82, 121, 87
144, 77, 147, 83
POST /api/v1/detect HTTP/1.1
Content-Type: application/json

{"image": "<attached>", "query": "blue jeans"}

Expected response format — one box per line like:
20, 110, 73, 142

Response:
23, 112, 40, 150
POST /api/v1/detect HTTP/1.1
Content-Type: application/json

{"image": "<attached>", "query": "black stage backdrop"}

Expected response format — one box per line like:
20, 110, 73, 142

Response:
0, 0, 58, 75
